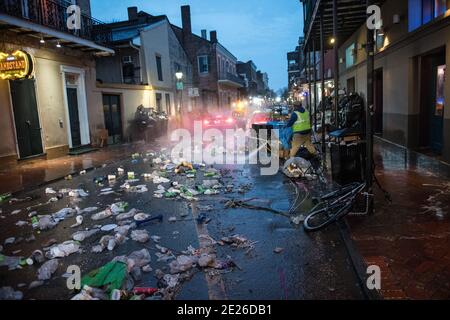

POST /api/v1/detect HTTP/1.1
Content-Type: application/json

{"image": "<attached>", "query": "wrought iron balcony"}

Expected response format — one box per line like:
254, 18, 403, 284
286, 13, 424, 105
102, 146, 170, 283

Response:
0, 0, 111, 44
218, 72, 245, 87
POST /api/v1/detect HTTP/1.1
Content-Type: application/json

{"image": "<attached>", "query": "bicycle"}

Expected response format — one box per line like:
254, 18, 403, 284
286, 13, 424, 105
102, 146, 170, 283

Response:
303, 182, 370, 232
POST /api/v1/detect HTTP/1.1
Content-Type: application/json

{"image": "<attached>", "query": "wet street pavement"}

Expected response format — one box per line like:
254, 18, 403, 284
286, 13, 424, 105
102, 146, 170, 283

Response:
0, 139, 364, 300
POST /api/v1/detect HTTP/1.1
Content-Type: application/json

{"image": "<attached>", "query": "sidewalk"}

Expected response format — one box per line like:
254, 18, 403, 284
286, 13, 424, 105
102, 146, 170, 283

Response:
0, 142, 153, 195
347, 138, 450, 299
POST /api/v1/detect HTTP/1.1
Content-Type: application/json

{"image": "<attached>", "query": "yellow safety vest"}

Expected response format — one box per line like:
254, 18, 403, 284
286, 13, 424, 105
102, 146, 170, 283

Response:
293, 111, 311, 133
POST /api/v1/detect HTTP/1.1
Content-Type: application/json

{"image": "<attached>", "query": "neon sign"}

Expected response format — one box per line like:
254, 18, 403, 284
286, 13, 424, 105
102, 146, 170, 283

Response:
0, 50, 34, 80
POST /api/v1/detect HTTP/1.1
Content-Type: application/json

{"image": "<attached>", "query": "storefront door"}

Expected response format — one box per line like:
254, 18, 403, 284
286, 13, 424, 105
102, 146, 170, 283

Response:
420, 49, 445, 154
102, 94, 122, 144
10, 79, 44, 159
67, 87, 82, 148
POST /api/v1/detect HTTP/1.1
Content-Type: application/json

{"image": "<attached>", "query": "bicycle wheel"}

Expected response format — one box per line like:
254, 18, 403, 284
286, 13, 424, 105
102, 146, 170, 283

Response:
303, 201, 353, 232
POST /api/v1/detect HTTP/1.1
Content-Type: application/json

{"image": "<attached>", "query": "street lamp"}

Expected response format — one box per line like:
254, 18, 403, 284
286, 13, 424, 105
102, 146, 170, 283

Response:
175, 72, 184, 122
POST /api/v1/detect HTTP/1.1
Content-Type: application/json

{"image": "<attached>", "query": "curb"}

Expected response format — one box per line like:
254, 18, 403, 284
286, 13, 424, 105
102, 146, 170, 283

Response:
338, 219, 383, 300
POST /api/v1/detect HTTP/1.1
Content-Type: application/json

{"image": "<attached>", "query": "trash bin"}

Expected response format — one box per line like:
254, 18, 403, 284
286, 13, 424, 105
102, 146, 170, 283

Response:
330, 142, 366, 185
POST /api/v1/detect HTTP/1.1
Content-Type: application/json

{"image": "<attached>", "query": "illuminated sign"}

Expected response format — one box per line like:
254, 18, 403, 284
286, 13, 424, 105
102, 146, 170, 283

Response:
0, 50, 33, 80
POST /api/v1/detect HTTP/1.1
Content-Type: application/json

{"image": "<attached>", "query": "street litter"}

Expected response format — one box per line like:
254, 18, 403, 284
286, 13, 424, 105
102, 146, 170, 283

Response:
72, 229, 99, 242
101, 224, 118, 232
0, 287, 23, 300
31, 250, 45, 264
77, 207, 98, 214
169, 255, 197, 274
81, 261, 128, 294
46, 241, 80, 259
134, 213, 151, 221
151, 235, 161, 243
91, 208, 113, 221
45, 188, 57, 194
37, 215, 58, 230
116, 208, 138, 221
274, 247, 285, 254
111, 202, 127, 213
71, 215, 84, 228
4, 237, 15, 245
37, 259, 59, 281
164, 274, 180, 288
15, 220, 28, 227
0, 255, 22, 271
52, 207, 77, 221
131, 230, 150, 243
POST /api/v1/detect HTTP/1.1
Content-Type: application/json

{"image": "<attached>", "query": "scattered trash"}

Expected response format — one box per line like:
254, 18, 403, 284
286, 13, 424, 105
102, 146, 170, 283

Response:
4, 237, 15, 245
72, 229, 99, 242
71, 215, 84, 228
101, 224, 118, 232
169, 255, 197, 274
46, 241, 80, 259
15, 220, 28, 227
131, 230, 150, 243
168, 217, 177, 223
81, 261, 128, 294
0, 287, 23, 300
91, 208, 113, 221
0, 255, 22, 270
37, 259, 59, 281
45, 188, 57, 194
28, 281, 44, 290
274, 247, 284, 254
31, 250, 45, 264
134, 213, 150, 221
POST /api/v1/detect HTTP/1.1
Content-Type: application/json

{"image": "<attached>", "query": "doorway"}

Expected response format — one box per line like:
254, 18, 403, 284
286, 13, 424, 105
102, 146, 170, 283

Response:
9, 79, 44, 159
67, 87, 82, 148
374, 68, 383, 135
102, 94, 123, 144
419, 48, 445, 154
61, 66, 90, 149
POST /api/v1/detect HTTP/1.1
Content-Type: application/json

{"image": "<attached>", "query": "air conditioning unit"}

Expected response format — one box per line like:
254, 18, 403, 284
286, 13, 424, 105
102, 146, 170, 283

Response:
122, 56, 133, 64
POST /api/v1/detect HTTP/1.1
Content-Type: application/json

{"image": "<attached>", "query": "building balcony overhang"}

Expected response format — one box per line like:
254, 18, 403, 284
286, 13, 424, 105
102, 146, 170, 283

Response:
302, 0, 384, 51
0, 13, 114, 56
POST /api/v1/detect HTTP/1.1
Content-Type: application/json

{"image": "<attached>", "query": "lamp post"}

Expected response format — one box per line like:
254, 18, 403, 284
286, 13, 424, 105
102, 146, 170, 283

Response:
175, 72, 183, 125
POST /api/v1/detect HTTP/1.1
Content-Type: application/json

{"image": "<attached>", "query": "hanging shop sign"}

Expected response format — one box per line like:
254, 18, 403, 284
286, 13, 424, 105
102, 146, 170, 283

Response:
0, 50, 34, 80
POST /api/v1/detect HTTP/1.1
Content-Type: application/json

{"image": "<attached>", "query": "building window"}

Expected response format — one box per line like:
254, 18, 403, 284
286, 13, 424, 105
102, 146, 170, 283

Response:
174, 62, 181, 72
345, 43, 356, 68
156, 55, 163, 81
409, 0, 449, 32
198, 55, 209, 74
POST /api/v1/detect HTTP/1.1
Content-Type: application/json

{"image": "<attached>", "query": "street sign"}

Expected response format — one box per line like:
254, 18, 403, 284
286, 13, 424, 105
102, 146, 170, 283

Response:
176, 82, 184, 90
188, 88, 200, 97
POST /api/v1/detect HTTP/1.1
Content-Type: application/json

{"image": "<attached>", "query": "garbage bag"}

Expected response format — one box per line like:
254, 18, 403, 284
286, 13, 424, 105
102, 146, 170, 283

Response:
282, 157, 311, 178
81, 261, 128, 293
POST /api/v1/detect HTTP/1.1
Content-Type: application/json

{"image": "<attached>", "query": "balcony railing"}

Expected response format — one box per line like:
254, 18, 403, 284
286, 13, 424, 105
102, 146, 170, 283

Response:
218, 72, 245, 87
0, 0, 111, 44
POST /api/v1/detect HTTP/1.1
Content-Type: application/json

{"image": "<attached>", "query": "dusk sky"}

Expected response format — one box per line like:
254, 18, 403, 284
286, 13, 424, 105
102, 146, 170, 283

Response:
91, 0, 304, 92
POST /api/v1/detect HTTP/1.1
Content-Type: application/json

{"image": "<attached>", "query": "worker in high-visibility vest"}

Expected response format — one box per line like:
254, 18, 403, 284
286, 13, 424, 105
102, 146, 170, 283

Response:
286, 101, 316, 158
